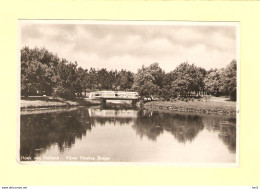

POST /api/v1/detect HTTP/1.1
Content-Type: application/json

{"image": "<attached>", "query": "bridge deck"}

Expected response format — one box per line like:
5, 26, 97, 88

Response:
99, 97, 139, 101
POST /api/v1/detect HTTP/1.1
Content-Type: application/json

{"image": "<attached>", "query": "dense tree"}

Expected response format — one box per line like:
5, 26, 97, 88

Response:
170, 63, 206, 97
220, 60, 237, 101
97, 68, 110, 89
171, 78, 190, 97
88, 68, 98, 90
75, 67, 87, 96
160, 72, 178, 100
115, 70, 134, 90
21, 47, 58, 96
204, 68, 224, 96
52, 61, 78, 99
21, 46, 236, 101
133, 63, 165, 99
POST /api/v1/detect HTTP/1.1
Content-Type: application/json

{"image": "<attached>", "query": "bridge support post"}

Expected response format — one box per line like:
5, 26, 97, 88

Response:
132, 99, 138, 107
101, 99, 106, 107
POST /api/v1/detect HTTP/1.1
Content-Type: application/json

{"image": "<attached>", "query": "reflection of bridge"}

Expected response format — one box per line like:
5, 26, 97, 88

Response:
88, 108, 138, 118
100, 97, 139, 107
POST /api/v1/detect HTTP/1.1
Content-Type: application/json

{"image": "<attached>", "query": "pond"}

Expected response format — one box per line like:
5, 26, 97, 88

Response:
20, 106, 236, 163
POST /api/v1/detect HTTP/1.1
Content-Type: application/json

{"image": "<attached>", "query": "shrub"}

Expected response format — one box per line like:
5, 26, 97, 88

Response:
52, 86, 75, 100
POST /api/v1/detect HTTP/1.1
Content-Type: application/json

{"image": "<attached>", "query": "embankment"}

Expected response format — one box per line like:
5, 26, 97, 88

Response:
20, 96, 100, 109
144, 100, 237, 116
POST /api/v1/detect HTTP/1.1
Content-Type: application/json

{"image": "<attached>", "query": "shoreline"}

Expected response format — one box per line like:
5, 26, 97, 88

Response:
20, 97, 237, 116
20, 96, 100, 110
144, 100, 236, 116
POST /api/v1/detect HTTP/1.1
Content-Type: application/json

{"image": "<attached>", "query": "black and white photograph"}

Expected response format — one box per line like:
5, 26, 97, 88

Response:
19, 20, 239, 165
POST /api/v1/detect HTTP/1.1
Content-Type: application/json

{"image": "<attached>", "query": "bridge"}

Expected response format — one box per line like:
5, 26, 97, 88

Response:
89, 91, 140, 107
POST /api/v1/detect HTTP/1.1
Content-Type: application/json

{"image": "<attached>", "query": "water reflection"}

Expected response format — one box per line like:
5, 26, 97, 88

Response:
218, 119, 236, 153
201, 116, 236, 152
134, 110, 204, 143
20, 107, 236, 162
89, 107, 135, 126
20, 108, 92, 160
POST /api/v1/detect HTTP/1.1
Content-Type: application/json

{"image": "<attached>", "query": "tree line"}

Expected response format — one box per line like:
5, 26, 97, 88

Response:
21, 47, 237, 101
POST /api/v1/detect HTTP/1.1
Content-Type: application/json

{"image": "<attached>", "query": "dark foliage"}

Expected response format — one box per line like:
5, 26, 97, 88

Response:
21, 46, 237, 101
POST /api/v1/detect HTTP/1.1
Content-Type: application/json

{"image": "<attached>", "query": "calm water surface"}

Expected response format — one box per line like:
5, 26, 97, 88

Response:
20, 106, 236, 163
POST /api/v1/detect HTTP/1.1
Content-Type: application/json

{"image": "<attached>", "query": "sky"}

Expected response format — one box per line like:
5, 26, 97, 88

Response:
21, 21, 237, 73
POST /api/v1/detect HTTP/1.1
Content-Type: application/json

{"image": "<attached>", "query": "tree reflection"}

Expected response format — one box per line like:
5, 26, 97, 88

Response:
133, 110, 204, 143
218, 117, 236, 153
20, 107, 237, 161
20, 108, 92, 160
202, 115, 236, 153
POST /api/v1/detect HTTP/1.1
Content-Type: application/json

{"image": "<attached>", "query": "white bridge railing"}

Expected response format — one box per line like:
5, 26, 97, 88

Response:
89, 91, 139, 100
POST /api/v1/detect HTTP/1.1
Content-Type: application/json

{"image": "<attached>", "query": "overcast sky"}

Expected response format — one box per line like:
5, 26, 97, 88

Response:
21, 22, 237, 73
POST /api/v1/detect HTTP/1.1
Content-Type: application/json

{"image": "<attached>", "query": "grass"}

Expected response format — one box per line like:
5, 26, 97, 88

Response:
20, 96, 103, 109
21, 96, 78, 109
21, 107, 79, 115
144, 97, 236, 115
146, 100, 235, 110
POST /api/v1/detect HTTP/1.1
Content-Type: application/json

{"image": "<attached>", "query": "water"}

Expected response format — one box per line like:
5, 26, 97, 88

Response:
20, 106, 236, 163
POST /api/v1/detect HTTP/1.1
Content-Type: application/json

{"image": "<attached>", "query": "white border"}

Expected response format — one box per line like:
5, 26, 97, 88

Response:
18, 19, 240, 26
236, 22, 240, 169
0, 186, 253, 189
17, 20, 21, 165
17, 20, 240, 167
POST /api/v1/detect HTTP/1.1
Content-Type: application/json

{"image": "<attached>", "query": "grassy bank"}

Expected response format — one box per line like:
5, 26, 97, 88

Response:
144, 98, 236, 116
21, 96, 79, 109
21, 96, 103, 109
